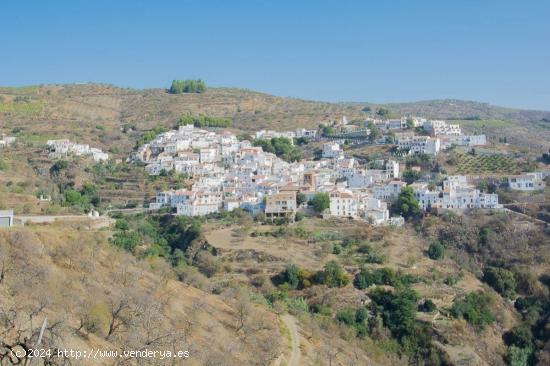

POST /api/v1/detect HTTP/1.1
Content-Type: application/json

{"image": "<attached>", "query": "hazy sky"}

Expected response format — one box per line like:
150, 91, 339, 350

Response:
1, 0, 549, 110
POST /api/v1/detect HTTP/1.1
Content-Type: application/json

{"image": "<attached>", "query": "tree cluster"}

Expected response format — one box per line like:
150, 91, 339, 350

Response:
252, 137, 302, 163
176, 115, 231, 128
169, 79, 206, 94
392, 186, 421, 220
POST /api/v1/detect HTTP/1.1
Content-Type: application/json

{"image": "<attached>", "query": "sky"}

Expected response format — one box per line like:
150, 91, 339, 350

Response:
1, 0, 549, 110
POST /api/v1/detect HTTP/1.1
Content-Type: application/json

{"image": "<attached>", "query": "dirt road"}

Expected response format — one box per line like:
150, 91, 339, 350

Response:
281, 314, 301, 366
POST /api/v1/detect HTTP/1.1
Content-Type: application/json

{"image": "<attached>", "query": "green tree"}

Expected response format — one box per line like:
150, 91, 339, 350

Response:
296, 192, 307, 206
282, 264, 300, 289
376, 107, 391, 118
369, 287, 418, 339
393, 186, 421, 220
169, 79, 206, 94
505, 346, 531, 366
321, 125, 334, 136
252, 137, 302, 163
483, 267, 516, 299
64, 189, 82, 205
176, 115, 231, 128
503, 325, 534, 350
418, 299, 437, 313
450, 292, 495, 330
427, 241, 445, 260
315, 261, 349, 287
311, 192, 330, 213
367, 121, 380, 142
402, 169, 421, 184
49, 160, 68, 175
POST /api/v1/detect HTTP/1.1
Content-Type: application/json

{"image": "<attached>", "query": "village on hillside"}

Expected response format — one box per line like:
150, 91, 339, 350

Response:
127, 115, 548, 226
2, 111, 548, 230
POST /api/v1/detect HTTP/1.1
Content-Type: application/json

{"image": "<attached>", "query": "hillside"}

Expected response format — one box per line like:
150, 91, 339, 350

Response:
1, 84, 549, 159
2, 83, 550, 366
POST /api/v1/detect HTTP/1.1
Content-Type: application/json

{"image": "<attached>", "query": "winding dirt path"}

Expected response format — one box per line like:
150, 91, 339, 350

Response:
281, 314, 301, 366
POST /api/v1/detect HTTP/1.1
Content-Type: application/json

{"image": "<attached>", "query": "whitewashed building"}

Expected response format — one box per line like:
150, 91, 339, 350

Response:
397, 135, 441, 155
329, 190, 358, 217
508, 172, 546, 191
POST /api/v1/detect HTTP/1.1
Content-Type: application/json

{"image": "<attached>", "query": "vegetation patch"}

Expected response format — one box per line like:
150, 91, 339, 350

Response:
0, 101, 44, 116
452, 152, 516, 174
168, 79, 206, 94
176, 114, 232, 128
252, 137, 302, 162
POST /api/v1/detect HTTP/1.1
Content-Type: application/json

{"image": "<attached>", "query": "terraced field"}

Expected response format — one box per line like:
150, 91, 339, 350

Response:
455, 152, 517, 174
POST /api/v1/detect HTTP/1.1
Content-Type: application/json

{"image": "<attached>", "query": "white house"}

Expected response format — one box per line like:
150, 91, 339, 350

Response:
397, 135, 441, 155
322, 142, 341, 159
329, 190, 358, 217
374, 181, 407, 200
0, 210, 14, 228
441, 134, 486, 148
385, 160, 400, 179
0, 134, 16, 148
363, 198, 389, 225
348, 173, 374, 189
424, 120, 461, 136
508, 172, 546, 191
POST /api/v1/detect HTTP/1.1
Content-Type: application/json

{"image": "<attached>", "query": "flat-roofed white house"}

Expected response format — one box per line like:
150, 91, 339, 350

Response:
176, 192, 221, 216
322, 142, 341, 159
397, 135, 441, 155
329, 190, 358, 217
424, 120, 461, 136
0, 210, 14, 228
508, 172, 546, 191
373, 181, 407, 200
362, 198, 389, 225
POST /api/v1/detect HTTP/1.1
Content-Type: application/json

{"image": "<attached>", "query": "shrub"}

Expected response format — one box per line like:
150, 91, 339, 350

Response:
353, 267, 416, 289
336, 309, 356, 326
450, 292, 495, 330
285, 297, 309, 315
195, 251, 220, 277
110, 231, 142, 252
418, 299, 437, 313
64, 189, 82, 205
505, 346, 531, 366
483, 266, 516, 299
114, 219, 129, 231
282, 264, 300, 289
503, 325, 534, 349
427, 241, 445, 260
369, 287, 418, 339
402, 169, 421, 184
314, 261, 349, 287
357, 243, 385, 264
310, 303, 332, 316
83, 303, 110, 336
49, 160, 68, 175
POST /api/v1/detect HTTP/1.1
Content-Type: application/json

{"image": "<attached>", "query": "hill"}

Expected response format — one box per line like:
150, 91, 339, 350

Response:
1, 83, 550, 365
1, 84, 549, 158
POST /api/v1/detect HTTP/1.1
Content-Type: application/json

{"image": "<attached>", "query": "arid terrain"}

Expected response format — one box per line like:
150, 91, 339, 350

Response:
1, 84, 550, 366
